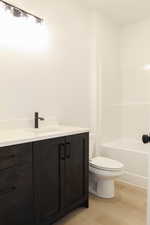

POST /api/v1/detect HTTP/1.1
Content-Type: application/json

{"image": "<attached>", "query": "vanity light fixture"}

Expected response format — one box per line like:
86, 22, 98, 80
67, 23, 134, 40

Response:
143, 64, 150, 71
0, 0, 43, 23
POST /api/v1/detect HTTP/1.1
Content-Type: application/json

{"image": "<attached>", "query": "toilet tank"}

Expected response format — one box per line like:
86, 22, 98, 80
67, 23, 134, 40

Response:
89, 133, 96, 160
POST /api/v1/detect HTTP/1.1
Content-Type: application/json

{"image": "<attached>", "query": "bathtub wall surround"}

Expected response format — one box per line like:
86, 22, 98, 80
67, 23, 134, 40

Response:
120, 18, 150, 141
95, 16, 150, 145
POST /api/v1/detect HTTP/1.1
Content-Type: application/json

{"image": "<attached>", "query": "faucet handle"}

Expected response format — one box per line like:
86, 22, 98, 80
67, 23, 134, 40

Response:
142, 134, 150, 144
39, 117, 45, 121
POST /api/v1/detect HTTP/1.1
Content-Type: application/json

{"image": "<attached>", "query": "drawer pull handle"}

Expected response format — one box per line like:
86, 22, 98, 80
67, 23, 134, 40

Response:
66, 142, 71, 159
0, 186, 16, 195
11, 186, 16, 190
59, 144, 65, 160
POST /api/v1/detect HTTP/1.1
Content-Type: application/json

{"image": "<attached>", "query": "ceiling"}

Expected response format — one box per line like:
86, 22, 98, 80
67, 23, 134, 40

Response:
7, 0, 44, 13
9, 0, 150, 25
86, 0, 150, 25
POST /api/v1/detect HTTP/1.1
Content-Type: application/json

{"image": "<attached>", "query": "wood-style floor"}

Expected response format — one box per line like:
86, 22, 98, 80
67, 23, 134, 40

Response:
55, 182, 147, 225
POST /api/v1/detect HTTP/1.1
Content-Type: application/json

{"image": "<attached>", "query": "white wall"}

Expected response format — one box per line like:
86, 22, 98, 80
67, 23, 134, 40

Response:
0, 0, 92, 128
120, 19, 150, 140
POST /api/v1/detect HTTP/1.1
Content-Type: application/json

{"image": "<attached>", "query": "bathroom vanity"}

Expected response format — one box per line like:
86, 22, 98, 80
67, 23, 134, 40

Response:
0, 127, 89, 225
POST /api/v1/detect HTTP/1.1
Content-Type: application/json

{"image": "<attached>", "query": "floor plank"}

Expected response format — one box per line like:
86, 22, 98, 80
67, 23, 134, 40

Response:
55, 182, 147, 225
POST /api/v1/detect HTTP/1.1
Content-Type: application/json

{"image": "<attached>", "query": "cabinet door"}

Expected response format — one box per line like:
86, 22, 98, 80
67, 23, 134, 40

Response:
64, 133, 89, 208
33, 137, 64, 223
0, 143, 34, 225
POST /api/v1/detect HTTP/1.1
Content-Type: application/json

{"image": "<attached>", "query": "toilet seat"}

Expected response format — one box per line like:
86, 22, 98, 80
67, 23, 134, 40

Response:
90, 157, 124, 171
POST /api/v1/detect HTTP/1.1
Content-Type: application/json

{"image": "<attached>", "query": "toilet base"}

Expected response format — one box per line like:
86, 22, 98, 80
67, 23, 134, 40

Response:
89, 173, 115, 198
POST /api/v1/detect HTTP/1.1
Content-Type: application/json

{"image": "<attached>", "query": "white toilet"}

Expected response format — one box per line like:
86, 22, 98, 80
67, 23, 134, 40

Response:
89, 157, 124, 198
89, 136, 124, 198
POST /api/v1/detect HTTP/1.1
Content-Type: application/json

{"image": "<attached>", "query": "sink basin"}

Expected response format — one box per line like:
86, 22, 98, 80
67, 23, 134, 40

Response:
30, 127, 61, 134
0, 129, 35, 140
0, 126, 72, 141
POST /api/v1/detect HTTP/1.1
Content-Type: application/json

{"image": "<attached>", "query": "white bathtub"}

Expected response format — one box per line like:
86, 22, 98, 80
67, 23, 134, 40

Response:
100, 139, 149, 188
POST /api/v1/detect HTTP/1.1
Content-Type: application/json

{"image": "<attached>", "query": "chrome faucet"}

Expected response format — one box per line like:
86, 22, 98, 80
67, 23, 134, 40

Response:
34, 112, 45, 128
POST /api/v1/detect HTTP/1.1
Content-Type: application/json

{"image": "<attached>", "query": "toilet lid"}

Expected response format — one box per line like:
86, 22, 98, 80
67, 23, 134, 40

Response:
90, 157, 124, 171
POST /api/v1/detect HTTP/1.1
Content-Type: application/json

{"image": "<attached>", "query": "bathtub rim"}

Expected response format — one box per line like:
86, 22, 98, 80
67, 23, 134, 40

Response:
101, 139, 149, 155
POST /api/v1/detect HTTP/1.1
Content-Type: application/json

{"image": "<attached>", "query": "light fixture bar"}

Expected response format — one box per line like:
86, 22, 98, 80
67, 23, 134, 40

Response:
0, 0, 43, 23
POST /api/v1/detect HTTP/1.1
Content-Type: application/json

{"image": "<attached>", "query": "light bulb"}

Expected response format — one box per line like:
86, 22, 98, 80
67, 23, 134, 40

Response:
0, 1, 5, 14
27, 15, 36, 24
0, 1, 5, 9
143, 64, 150, 71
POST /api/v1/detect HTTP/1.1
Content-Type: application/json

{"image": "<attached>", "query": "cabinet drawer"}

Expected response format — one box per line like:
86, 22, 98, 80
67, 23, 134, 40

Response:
0, 147, 16, 170
0, 143, 32, 170
0, 167, 16, 196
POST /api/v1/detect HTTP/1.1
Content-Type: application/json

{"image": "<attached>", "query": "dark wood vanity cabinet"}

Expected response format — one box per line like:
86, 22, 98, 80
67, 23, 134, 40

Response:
0, 132, 89, 225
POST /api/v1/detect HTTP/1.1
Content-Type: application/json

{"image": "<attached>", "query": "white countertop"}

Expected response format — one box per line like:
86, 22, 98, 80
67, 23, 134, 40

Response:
0, 125, 89, 147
